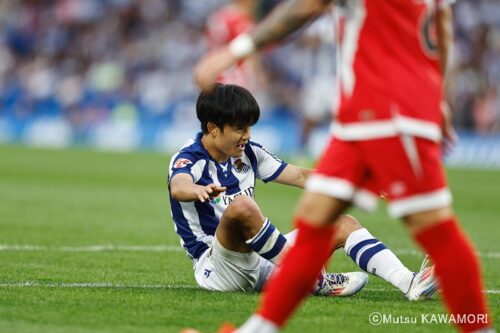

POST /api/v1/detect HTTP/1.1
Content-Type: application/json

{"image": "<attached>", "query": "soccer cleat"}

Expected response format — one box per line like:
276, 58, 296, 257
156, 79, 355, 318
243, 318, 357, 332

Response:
314, 272, 368, 296
405, 255, 438, 301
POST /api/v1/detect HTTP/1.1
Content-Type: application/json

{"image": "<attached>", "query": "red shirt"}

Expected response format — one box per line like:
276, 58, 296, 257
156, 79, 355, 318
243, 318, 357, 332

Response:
334, 0, 451, 142
206, 5, 256, 89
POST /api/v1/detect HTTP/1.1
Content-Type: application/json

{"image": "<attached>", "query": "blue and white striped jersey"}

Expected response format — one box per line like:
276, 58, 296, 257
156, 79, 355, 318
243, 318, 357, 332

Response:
168, 132, 288, 260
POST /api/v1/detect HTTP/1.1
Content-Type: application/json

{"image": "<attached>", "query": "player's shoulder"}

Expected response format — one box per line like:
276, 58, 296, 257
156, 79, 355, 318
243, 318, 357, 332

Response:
171, 134, 209, 164
247, 140, 276, 154
246, 140, 271, 156
248, 140, 263, 149
246, 140, 283, 162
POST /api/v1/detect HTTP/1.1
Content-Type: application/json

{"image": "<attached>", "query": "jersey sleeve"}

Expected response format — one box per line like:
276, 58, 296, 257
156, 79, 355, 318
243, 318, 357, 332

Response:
250, 142, 288, 183
168, 152, 206, 184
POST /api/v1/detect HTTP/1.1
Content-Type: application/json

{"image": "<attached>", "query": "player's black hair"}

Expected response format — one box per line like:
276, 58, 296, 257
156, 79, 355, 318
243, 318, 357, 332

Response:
196, 83, 260, 134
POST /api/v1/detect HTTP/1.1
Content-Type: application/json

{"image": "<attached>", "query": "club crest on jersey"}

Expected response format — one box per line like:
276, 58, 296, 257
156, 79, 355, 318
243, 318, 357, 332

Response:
233, 159, 250, 173
174, 158, 192, 169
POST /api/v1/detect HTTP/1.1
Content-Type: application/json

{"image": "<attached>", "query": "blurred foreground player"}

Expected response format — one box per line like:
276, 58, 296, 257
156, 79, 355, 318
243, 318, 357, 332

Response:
193, 0, 493, 332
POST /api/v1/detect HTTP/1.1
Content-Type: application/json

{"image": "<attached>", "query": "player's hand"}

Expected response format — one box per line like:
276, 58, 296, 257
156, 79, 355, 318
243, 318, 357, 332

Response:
441, 101, 458, 157
195, 184, 227, 203
194, 48, 238, 92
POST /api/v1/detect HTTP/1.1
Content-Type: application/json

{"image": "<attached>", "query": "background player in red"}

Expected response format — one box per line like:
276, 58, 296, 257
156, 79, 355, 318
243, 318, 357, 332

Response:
194, 0, 494, 332
205, 0, 265, 93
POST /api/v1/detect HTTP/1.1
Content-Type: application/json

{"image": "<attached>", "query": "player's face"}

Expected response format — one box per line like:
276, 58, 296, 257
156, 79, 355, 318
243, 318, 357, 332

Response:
217, 125, 251, 159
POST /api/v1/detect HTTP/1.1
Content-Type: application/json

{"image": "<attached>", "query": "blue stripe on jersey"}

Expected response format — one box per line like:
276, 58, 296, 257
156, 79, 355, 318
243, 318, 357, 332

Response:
217, 160, 241, 195
358, 243, 387, 272
194, 200, 218, 236
347, 238, 379, 262
169, 197, 208, 259
262, 162, 288, 183
245, 143, 258, 172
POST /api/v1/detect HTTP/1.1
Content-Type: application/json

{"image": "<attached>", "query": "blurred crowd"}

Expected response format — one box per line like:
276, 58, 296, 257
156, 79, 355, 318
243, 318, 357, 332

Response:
0, 0, 499, 149
451, 0, 500, 133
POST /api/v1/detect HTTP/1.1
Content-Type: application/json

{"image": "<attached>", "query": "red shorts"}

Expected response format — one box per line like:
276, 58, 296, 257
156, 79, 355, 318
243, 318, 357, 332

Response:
305, 136, 452, 218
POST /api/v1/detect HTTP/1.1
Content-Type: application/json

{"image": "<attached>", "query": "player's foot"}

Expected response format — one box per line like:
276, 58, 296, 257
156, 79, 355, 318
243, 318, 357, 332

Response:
180, 322, 235, 333
405, 255, 438, 301
315, 272, 368, 297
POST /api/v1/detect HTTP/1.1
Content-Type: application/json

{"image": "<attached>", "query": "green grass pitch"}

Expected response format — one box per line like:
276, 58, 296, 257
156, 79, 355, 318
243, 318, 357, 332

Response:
0, 144, 498, 333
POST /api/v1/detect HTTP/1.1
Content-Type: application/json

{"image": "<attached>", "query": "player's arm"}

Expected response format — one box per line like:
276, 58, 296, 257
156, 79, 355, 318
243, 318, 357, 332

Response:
272, 164, 313, 189
436, 3, 453, 77
169, 173, 227, 203
249, 0, 332, 50
195, 0, 332, 91
436, 3, 458, 152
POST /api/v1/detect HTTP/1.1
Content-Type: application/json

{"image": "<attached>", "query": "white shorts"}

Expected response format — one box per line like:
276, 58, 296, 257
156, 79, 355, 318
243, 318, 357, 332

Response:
194, 237, 275, 292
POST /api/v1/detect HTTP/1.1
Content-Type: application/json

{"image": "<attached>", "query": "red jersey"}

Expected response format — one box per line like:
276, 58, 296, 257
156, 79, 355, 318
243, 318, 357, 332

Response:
333, 0, 452, 142
206, 5, 256, 89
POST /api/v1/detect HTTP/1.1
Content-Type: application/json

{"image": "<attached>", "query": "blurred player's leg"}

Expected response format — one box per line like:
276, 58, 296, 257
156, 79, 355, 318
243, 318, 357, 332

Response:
237, 192, 347, 332
409, 212, 492, 332
369, 136, 492, 330
285, 213, 415, 297
284, 228, 368, 297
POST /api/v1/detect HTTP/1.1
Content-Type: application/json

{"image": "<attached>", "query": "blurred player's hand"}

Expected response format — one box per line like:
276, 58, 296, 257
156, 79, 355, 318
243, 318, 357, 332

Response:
195, 184, 227, 202
194, 48, 237, 92
441, 101, 458, 157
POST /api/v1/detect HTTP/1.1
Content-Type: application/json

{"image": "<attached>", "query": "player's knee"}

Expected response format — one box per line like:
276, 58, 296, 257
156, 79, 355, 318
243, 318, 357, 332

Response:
224, 196, 261, 222
334, 214, 362, 247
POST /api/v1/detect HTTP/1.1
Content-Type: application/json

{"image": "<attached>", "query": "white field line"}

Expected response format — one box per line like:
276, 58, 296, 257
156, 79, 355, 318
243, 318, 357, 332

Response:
364, 288, 500, 295
0, 244, 183, 252
1, 245, 498, 294
0, 281, 498, 294
395, 249, 500, 260
0, 281, 198, 289
0, 244, 499, 259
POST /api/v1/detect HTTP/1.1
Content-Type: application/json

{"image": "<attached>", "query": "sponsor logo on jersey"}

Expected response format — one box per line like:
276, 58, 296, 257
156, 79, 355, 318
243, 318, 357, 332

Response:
233, 159, 251, 173
210, 195, 222, 205
174, 158, 192, 169
210, 186, 255, 206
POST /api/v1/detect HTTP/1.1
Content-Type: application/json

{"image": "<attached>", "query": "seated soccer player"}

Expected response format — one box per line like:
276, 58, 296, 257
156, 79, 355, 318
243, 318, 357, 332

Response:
168, 83, 435, 299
